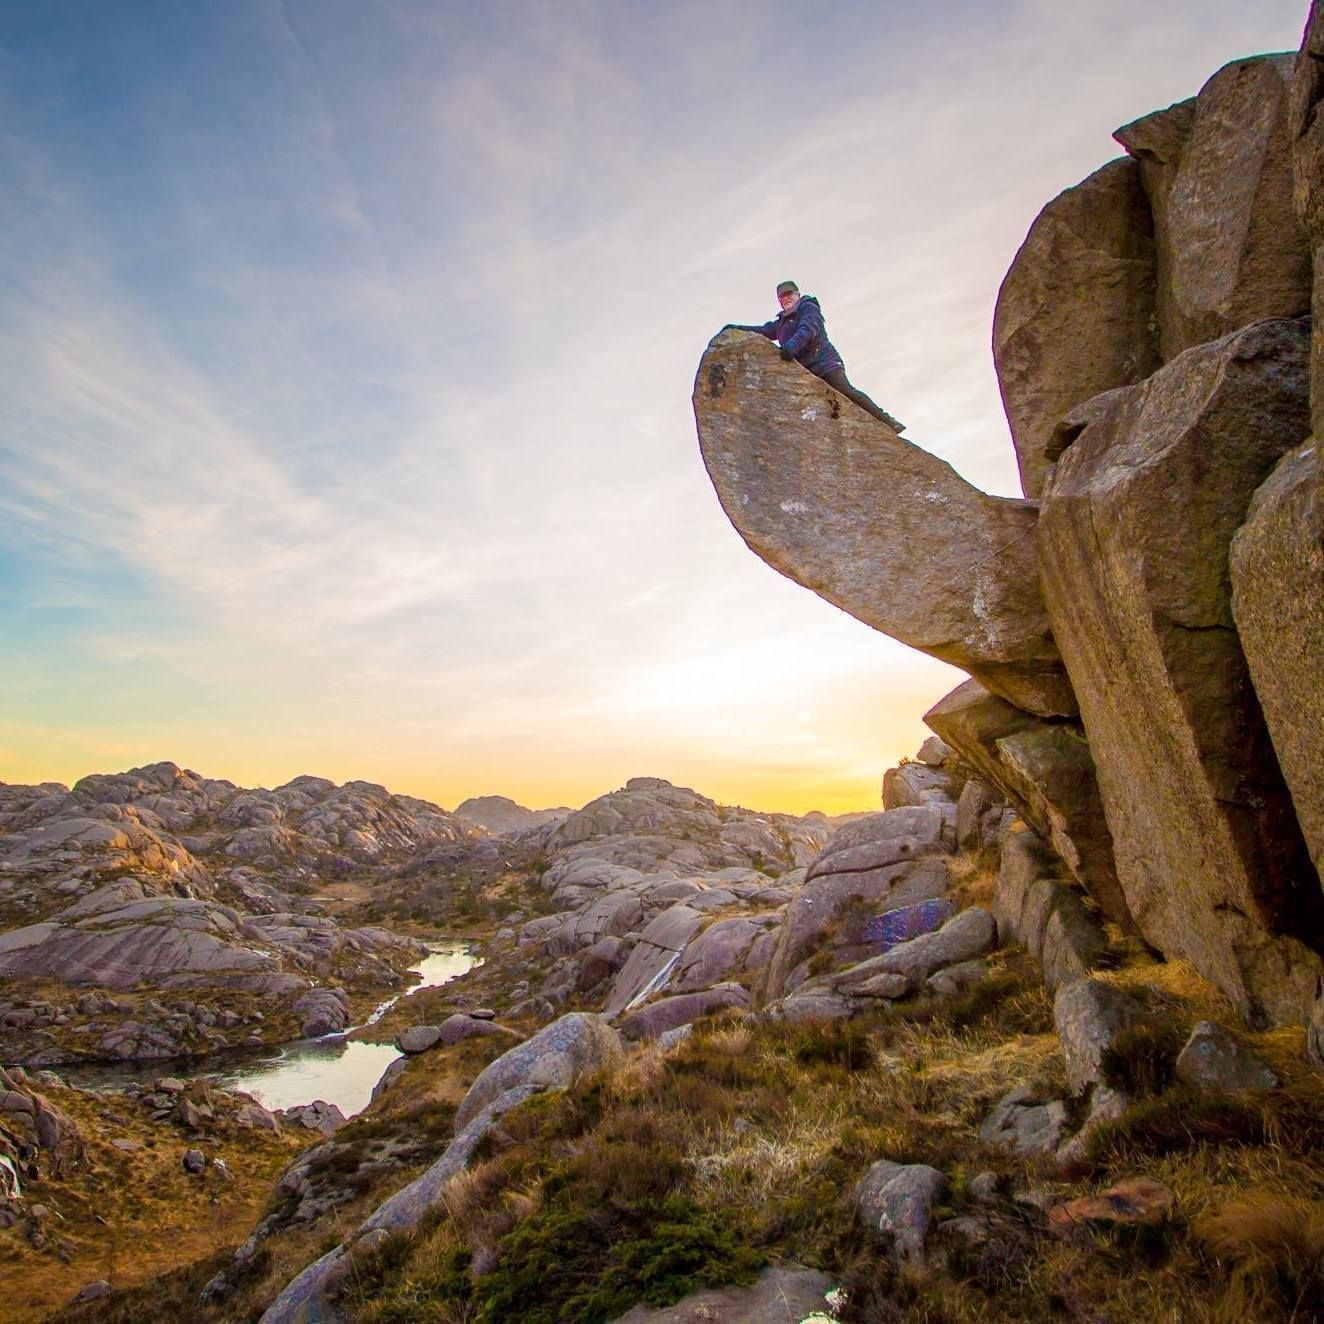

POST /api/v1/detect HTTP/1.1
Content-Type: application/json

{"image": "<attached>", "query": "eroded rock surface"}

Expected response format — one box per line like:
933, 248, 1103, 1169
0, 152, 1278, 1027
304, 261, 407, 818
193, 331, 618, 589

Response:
1230, 442, 1324, 881
694, 330, 1074, 717
1117, 54, 1310, 360
1039, 318, 1324, 1024
993, 156, 1158, 498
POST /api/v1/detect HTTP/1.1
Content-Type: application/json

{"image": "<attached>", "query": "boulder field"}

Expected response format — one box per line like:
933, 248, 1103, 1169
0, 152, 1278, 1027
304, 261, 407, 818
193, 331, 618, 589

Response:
694, 35, 1324, 1030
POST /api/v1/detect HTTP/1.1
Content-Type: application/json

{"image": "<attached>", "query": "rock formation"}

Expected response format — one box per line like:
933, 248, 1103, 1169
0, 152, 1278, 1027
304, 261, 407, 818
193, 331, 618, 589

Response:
453, 795, 571, 835
693, 331, 1075, 718
993, 156, 1158, 499
696, 39, 1324, 1028
1038, 318, 1323, 1024
1230, 442, 1324, 880
1117, 58, 1310, 364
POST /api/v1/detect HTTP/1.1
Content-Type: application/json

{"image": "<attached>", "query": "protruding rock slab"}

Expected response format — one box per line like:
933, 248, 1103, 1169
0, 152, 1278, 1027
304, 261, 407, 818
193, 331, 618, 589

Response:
1039, 318, 1324, 1025
694, 330, 1075, 717
924, 680, 1130, 929
1117, 55, 1310, 361
993, 156, 1158, 499
1230, 442, 1324, 882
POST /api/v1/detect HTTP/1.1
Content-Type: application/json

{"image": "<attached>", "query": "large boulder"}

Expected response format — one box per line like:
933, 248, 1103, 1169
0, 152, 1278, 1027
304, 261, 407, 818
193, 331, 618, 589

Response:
694, 330, 1075, 718
454, 1013, 622, 1131
1230, 442, 1324, 881
763, 856, 950, 1000
616, 985, 750, 1041
1038, 318, 1324, 1025
993, 156, 1159, 498
923, 681, 1130, 929
670, 914, 781, 992
1116, 55, 1310, 361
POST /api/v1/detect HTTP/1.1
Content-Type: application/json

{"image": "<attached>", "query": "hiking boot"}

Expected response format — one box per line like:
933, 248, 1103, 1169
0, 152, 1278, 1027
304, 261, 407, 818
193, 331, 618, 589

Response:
881, 412, 906, 433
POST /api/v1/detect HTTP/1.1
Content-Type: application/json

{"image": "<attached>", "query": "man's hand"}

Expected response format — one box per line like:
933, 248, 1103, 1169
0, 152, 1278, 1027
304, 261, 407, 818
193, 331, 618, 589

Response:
779, 347, 794, 361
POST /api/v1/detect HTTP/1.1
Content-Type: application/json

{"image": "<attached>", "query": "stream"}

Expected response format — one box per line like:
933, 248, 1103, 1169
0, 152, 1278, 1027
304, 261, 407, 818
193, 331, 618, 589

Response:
60, 940, 479, 1118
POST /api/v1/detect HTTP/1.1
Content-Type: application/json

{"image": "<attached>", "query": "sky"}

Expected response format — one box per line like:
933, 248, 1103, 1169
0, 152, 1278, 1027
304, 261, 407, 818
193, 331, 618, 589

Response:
0, 0, 1312, 816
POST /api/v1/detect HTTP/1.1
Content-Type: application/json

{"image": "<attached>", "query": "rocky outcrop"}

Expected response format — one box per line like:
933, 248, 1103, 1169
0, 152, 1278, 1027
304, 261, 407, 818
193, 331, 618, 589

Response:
995, 823, 1108, 994
1116, 55, 1310, 361
764, 850, 951, 1000
1230, 442, 1324, 880
0, 763, 465, 1062
453, 796, 570, 835
454, 1012, 623, 1130
693, 330, 1074, 718
1038, 318, 1324, 1025
923, 681, 1129, 929
603, 904, 706, 1016
993, 156, 1158, 498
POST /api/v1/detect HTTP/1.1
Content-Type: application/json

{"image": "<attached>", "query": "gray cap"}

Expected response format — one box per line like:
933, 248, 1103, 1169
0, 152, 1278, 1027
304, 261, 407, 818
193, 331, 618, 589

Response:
775, 280, 799, 297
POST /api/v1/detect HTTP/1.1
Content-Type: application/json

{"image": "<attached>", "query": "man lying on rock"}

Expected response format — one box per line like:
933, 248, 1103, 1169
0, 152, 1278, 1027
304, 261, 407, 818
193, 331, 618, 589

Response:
728, 279, 906, 432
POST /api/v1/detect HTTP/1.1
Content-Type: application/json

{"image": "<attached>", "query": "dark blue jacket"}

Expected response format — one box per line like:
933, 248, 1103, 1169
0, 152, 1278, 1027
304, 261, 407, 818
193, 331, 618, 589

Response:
752, 296, 844, 377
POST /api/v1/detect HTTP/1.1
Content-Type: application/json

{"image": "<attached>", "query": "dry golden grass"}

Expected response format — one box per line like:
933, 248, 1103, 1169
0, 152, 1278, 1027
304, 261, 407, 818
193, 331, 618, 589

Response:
1, 1078, 302, 1323
44, 924, 1324, 1324
946, 848, 1000, 912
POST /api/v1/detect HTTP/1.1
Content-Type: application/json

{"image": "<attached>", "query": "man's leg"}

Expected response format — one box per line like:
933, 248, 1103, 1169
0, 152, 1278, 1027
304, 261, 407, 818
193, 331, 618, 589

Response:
820, 368, 906, 433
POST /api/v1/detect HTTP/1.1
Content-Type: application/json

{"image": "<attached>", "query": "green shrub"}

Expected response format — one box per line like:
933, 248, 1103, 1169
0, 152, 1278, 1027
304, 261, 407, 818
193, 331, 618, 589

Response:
474, 1196, 764, 1324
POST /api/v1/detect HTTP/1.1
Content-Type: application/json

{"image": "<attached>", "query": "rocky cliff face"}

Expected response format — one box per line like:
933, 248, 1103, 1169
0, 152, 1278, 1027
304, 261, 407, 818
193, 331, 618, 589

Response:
695, 35, 1324, 1029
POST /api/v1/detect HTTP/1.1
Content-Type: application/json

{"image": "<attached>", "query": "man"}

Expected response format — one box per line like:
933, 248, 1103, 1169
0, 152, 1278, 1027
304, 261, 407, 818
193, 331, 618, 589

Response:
732, 280, 905, 433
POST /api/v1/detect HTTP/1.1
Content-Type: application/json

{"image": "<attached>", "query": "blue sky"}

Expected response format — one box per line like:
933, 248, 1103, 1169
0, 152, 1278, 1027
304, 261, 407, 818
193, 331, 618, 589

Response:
0, 0, 1311, 812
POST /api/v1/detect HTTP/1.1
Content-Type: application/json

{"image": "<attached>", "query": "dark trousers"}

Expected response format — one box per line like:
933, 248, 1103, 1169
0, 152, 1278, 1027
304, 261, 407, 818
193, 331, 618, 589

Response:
819, 367, 896, 426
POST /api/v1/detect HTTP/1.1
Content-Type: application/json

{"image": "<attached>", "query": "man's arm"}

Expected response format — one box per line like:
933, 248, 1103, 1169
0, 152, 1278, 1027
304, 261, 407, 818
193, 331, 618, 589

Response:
724, 321, 778, 337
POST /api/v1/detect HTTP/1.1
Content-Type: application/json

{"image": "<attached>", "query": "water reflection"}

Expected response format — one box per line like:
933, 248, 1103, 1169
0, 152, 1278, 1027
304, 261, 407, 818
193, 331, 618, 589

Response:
209, 1038, 401, 1115
59, 939, 478, 1118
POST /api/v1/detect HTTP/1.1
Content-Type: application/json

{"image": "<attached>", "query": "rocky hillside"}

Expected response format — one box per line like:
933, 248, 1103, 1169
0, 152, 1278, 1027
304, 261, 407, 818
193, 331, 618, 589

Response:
38, 739, 1324, 1323
697, 36, 1324, 1034
454, 796, 572, 835
0, 762, 476, 1063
